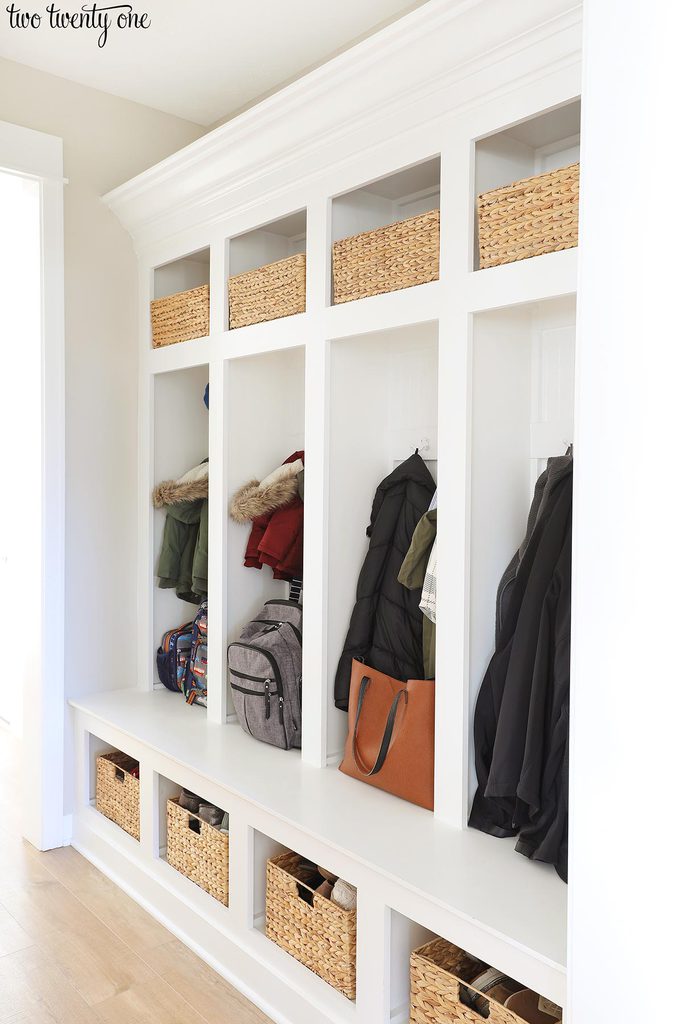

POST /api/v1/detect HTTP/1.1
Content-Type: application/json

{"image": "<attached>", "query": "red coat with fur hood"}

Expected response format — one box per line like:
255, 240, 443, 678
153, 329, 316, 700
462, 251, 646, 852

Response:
229, 452, 304, 580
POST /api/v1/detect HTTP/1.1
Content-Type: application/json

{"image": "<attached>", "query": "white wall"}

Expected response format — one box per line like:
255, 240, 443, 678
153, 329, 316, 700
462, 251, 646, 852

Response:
570, 2, 683, 1021
0, 58, 205, 813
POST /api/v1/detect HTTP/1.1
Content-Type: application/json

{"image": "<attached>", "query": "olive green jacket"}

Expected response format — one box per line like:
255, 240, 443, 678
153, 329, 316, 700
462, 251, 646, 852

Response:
397, 509, 437, 678
153, 462, 208, 604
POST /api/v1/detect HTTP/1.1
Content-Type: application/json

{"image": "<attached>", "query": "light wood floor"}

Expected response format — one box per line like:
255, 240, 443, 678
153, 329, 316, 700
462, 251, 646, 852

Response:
0, 729, 272, 1024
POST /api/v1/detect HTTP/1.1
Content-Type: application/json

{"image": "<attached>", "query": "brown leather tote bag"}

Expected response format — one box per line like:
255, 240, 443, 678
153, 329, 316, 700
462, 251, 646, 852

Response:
339, 659, 435, 810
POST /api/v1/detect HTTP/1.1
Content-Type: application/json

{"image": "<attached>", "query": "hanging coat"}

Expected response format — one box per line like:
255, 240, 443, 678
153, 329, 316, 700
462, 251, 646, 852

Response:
334, 453, 436, 711
469, 457, 572, 881
230, 452, 304, 581
494, 452, 572, 644
514, 523, 571, 880
153, 460, 209, 604
397, 508, 437, 679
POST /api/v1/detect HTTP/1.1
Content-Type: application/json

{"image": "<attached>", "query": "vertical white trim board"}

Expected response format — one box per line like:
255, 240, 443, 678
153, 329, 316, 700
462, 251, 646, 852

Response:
0, 120, 66, 851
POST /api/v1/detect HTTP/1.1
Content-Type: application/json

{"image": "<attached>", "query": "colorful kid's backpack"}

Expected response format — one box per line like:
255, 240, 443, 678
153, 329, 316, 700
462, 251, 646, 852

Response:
156, 621, 194, 693
183, 601, 208, 706
156, 601, 207, 706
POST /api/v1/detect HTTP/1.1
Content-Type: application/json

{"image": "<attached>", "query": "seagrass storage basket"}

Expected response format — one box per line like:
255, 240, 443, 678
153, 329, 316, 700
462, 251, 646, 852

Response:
410, 938, 562, 1024
95, 751, 140, 841
477, 162, 579, 269
266, 850, 357, 1000
228, 253, 306, 329
332, 208, 440, 304
166, 798, 229, 905
150, 284, 210, 347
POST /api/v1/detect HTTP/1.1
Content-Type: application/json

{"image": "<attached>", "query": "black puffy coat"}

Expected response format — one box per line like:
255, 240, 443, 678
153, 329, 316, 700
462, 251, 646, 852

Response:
334, 454, 436, 711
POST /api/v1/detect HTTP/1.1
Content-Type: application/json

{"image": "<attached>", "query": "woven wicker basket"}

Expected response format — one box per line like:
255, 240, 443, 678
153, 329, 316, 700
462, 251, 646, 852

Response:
228, 253, 306, 329
166, 798, 229, 905
150, 284, 210, 348
266, 850, 357, 999
95, 751, 140, 841
410, 938, 561, 1024
477, 162, 579, 269
332, 208, 440, 304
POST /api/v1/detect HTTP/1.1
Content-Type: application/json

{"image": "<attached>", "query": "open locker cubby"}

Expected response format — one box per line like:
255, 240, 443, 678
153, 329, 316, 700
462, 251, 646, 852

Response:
226, 345, 305, 659
152, 364, 209, 687
327, 322, 438, 761
473, 101, 581, 271
468, 295, 575, 802
255, 830, 358, 1002
88, 732, 140, 841
151, 248, 211, 347
330, 158, 441, 305
227, 211, 307, 330
156, 773, 230, 906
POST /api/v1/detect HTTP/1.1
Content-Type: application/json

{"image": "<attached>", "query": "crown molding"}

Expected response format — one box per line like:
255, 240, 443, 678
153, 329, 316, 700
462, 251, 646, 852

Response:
103, 0, 582, 250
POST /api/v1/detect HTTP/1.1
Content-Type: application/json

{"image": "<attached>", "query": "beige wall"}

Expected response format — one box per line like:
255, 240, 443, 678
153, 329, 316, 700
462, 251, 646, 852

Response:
0, 60, 204, 801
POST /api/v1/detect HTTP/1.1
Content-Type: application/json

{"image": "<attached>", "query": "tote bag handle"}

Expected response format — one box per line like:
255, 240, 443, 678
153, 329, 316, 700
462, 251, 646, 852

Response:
352, 675, 408, 777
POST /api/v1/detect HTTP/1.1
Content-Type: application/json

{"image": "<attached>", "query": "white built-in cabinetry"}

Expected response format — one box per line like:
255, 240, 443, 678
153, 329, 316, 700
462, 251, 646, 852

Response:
70, 3, 584, 1022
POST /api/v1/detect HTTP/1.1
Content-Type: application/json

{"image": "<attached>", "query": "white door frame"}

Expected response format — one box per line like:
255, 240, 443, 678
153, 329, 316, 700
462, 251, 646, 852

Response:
0, 120, 65, 850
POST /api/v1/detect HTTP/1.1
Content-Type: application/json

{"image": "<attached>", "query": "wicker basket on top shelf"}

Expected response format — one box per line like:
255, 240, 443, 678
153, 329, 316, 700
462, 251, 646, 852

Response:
477, 162, 579, 269
228, 252, 306, 329
150, 284, 210, 347
166, 798, 229, 905
332, 208, 440, 304
95, 751, 140, 840
266, 850, 357, 1000
410, 938, 563, 1024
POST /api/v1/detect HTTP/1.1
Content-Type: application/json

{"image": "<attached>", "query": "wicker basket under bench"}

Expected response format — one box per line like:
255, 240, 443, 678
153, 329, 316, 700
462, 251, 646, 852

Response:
410, 938, 563, 1024
228, 252, 306, 329
477, 162, 579, 269
166, 798, 229, 905
266, 850, 357, 1000
333, 208, 440, 304
95, 751, 140, 841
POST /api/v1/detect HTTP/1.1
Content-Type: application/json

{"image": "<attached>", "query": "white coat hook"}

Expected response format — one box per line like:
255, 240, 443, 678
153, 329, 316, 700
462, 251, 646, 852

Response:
417, 437, 431, 455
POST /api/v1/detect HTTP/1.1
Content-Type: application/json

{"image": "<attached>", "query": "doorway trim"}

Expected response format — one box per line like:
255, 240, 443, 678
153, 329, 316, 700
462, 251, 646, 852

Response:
1, 120, 66, 850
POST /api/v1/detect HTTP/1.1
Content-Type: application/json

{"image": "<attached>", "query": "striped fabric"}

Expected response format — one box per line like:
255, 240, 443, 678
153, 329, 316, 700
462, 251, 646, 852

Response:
419, 540, 437, 624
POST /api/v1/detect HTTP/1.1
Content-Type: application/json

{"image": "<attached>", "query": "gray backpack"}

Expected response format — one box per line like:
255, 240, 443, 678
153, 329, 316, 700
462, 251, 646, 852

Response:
227, 599, 302, 750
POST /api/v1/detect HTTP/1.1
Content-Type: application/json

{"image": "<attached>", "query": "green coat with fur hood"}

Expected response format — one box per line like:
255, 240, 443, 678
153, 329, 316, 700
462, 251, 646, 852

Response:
154, 461, 208, 604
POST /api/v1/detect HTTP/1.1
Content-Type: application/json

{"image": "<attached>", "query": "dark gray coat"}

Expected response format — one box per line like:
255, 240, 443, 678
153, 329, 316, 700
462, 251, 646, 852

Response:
469, 457, 573, 881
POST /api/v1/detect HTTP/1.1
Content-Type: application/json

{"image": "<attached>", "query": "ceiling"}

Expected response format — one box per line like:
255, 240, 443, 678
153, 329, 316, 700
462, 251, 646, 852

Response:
0, 1, 428, 126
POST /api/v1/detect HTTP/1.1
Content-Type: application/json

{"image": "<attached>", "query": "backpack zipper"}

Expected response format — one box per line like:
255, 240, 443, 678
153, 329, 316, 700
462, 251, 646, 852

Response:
230, 682, 266, 695
252, 619, 302, 645
230, 668, 269, 684
252, 620, 282, 635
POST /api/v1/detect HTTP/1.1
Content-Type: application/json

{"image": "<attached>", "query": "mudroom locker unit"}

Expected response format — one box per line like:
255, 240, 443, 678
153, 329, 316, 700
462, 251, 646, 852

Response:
69, 2, 589, 1022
